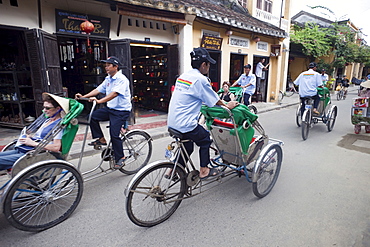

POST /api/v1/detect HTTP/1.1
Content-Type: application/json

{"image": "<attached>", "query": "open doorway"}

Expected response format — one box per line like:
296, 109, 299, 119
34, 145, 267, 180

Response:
253, 56, 270, 102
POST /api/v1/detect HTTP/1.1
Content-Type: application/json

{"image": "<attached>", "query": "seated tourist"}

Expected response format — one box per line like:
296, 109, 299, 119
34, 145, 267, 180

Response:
0, 93, 69, 171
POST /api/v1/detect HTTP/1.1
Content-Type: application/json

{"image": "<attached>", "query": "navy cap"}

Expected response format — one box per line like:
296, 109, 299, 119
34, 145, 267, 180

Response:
101, 56, 121, 66
243, 64, 252, 69
309, 62, 317, 68
190, 47, 216, 64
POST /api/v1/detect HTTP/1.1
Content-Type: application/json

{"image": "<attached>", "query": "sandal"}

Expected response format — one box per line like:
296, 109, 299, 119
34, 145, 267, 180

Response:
88, 139, 107, 146
200, 167, 222, 180
114, 157, 128, 169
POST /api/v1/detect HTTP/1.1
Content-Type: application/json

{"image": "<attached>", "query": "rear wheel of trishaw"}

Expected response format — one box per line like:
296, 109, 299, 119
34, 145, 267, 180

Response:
327, 106, 338, 132
252, 144, 282, 198
301, 109, 311, 140
3, 162, 83, 232
126, 162, 187, 227
296, 104, 302, 127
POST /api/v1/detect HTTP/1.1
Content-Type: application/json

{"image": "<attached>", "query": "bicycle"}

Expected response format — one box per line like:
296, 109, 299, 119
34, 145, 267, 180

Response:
336, 86, 345, 101
298, 88, 338, 140
125, 105, 283, 227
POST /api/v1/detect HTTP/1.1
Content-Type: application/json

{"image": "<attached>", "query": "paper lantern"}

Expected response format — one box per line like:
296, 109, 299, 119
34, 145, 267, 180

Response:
80, 20, 95, 34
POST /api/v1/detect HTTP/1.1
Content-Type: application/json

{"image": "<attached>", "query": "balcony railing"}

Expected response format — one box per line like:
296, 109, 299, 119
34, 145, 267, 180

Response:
255, 9, 289, 32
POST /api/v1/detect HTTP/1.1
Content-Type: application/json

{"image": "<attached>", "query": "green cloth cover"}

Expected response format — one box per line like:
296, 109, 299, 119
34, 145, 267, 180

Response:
200, 104, 258, 154
218, 87, 244, 102
317, 87, 331, 108
61, 99, 84, 155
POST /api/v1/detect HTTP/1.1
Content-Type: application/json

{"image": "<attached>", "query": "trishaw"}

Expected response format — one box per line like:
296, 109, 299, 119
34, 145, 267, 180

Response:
124, 104, 283, 227
295, 87, 338, 140
351, 97, 370, 131
0, 95, 152, 231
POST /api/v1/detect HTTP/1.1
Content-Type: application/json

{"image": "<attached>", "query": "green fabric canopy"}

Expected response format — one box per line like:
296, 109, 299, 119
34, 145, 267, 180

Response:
200, 104, 258, 154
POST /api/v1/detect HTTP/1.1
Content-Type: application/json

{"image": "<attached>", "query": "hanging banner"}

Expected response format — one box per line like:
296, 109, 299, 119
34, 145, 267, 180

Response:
55, 9, 110, 38
200, 35, 223, 50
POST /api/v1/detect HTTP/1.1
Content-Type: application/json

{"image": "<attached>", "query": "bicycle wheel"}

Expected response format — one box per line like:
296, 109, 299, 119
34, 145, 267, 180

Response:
248, 104, 258, 114
296, 105, 302, 127
285, 89, 294, 97
336, 91, 342, 101
278, 90, 284, 103
301, 109, 311, 140
3, 162, 83, 232
326, 106, 337, 132
126, 162, 186, 227
119, 130, 153, 175
252, 144, 282, 198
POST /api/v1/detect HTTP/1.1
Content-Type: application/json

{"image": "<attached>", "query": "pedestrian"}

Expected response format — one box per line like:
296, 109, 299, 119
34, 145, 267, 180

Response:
75, 56, 131, 169
354, 80, 370, 134
294, 62, 323, 115
168, 47, 239, 180
231, 64, 256, 106
255, 58, 269, 93
342, 75, 350, 96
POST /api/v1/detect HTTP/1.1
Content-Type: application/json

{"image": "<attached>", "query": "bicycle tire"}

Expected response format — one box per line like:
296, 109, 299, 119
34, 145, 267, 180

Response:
278, 91, 284, 103
3, 162, 83, 232
336, 91, 342, 101
119, 130, 153, 175
252, 144, 282, 198
248, 105, 258, 114
126, 162, 186, 227
301, 109, 310, 140
296, 104, 302, 127
326, 106, 337, 132
285, 89, 294, 97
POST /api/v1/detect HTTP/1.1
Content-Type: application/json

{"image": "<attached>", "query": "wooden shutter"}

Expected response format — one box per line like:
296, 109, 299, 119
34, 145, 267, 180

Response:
25, 29, 62, 115
167, 44, 179, 87
108, 39, 135, 123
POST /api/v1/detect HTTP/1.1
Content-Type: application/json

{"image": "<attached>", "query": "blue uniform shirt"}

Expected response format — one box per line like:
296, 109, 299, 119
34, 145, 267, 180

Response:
168, 69, 219, 133
97, 70, 132, 111
235, 72, 256, 95
294, 69, 323, 97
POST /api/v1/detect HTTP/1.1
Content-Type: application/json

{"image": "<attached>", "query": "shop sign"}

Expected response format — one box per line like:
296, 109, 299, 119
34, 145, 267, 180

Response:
200, 35, 223, 50
229, 36, 249, 48
55, 9, 110, 38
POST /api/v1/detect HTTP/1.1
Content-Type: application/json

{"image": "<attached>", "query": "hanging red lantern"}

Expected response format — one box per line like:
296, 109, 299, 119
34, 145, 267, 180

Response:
80, 20, 95, 54
80, 20, 95, 34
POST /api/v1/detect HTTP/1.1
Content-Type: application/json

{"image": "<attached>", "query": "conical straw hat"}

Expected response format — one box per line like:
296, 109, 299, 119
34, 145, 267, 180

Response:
42, 93, 70, 114
360, 80, 370, 89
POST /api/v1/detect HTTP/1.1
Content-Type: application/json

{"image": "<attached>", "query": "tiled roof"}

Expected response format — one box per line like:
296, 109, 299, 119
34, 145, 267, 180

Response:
113, 0, 287, 38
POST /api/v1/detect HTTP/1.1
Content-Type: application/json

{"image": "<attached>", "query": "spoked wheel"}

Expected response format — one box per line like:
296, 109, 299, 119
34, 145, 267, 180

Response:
248, 104, 258, 114
296, 105, 302, 127
301, 109, 311, 140
126, 162, 186, 227
3, 162, 83, 232
336, 91, 342, 101
326, 106, 338, 132
252, 144, 282, 198
119, 130, 153, 175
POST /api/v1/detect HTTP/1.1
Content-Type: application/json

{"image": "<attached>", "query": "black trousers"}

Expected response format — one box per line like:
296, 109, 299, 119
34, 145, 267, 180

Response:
90, 107, 130, 162
300, 94, 320, 116
178, 125, 212, 168
243, 93, 251, 106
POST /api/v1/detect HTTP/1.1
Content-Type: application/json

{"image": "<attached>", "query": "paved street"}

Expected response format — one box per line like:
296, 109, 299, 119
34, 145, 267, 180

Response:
0, 89, 369, 246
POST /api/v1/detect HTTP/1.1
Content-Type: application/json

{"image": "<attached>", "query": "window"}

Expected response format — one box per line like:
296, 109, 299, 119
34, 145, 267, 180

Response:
264, 0, 272, 13
257, 41, 268, 52
257, 0, 262, 9
229, 36, 250, 48
238, 0, 247, 8
10, 0, 18, 6
202, 29, 220, 38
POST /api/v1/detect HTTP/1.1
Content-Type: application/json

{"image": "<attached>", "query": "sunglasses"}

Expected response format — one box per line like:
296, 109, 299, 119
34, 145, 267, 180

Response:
43, 106, 55, 110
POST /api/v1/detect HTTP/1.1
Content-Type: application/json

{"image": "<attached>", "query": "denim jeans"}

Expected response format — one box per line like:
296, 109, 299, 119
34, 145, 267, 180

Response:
0, 149, 24, 170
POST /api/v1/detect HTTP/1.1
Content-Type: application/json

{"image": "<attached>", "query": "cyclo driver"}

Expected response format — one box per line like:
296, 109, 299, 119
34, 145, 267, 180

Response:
294, 62, 323, 115
168, 47, 239, 180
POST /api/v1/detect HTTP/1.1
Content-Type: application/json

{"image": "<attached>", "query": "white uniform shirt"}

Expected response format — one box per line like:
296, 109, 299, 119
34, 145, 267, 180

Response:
255, 62, 264, 78
294, 69, 323, 97
235, 72, 256, 96
168, 69, 219, 133
97, 70, 132, 111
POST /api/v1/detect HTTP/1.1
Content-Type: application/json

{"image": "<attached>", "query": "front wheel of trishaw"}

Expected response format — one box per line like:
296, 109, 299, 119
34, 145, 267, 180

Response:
327, 106, 337, 132
301, 109, 311, 140
252, 144, 282, 198
3, 161, 83, 232
126, 162, 186, 227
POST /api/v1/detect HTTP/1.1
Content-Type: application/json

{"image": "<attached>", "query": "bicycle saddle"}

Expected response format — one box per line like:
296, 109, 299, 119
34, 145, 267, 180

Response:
168, 127, 184, 139
300, 96, 314, 100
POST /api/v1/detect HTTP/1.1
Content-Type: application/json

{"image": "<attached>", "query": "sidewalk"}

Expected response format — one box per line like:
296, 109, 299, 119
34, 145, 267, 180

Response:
0, 91, 308, 159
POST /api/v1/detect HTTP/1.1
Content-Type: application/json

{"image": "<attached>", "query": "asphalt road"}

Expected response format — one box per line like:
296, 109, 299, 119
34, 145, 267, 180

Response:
0, 89, 369, 247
